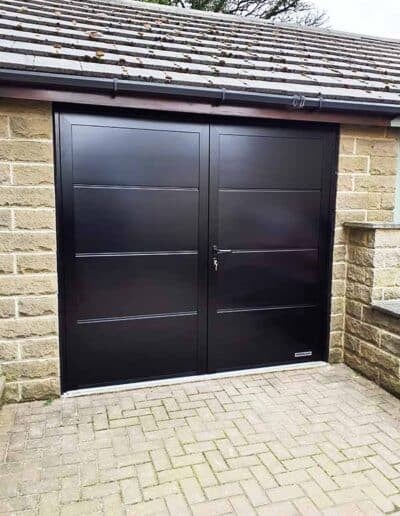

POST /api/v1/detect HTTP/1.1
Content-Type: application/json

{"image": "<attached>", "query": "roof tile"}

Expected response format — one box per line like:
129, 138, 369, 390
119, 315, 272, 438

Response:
0, 0, 399, 104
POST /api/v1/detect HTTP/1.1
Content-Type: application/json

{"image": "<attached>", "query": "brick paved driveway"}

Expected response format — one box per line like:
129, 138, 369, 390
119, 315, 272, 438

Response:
0, 364, 400, 515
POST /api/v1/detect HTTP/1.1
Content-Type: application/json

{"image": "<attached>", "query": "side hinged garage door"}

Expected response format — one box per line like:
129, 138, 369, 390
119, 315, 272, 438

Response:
56, 109, 337, 391
207, 123, 337, 372
57, 111, 210, 391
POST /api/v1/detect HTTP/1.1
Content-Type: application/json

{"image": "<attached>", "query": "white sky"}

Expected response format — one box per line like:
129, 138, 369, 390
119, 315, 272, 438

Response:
313, 0, 400, 39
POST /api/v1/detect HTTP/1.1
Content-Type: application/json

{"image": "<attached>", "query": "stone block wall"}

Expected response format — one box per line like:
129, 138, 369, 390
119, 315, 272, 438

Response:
0, 99, 59, 402
343, 224, 400, 397
330, 126, 400, 363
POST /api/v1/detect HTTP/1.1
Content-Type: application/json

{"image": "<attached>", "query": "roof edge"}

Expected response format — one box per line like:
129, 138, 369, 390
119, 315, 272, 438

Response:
1, 68, 399, 118
100, 0, 400, 45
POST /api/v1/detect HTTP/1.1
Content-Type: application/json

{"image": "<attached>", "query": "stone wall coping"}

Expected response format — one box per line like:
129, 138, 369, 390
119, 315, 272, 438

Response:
343, 222, 400, 230
371, 300, 400, 319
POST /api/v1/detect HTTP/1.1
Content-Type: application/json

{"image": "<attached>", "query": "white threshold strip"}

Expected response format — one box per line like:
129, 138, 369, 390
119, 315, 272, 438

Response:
63, 361, 328, 398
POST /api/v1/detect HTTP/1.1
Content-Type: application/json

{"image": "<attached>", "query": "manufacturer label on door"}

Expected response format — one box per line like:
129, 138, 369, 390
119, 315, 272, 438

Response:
294, 351, 313, 358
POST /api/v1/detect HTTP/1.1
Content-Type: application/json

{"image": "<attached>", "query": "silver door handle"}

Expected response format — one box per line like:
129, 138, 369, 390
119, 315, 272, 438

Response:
212, 245, 232, 255
211, 245, 232, 272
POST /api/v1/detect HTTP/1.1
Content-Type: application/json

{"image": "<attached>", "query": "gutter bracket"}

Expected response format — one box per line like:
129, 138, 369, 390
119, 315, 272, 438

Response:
292, 94, 306, 109
112, 78, 118, 98
318, 93, 324, 110
216, 88, 226, 106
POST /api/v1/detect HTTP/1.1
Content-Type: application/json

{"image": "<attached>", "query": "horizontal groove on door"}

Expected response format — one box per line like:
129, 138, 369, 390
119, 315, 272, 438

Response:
231, 248, 317, 254
219, 188, 321, 193
77, 311, 198, 325
76, 250, 198, 258
217, 304, 317, 314
74, 184, 199, 192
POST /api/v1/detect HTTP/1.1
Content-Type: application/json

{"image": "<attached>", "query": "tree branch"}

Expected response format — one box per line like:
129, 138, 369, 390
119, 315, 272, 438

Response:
147, 0, 328, 27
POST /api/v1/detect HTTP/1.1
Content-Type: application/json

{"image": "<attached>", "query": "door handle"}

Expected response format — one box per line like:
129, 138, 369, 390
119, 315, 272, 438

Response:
212, 245, 232, 256
211, 245, 232, 271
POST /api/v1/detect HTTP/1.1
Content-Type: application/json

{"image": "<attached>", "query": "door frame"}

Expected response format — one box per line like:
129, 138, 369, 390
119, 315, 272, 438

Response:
54, 104, 339, 393
54, 108, 68, 394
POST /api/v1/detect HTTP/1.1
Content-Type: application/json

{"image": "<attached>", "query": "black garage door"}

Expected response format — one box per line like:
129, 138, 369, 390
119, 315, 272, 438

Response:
56, 109, 337, 391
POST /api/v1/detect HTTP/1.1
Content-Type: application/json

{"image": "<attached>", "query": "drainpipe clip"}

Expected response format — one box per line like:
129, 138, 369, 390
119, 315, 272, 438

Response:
292, 94, 306, 109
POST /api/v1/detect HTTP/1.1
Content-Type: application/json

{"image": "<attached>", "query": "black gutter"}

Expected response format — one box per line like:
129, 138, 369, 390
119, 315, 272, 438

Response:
1, 68, 399, 116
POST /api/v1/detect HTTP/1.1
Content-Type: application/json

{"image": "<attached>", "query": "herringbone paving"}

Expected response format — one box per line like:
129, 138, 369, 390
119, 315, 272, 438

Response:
1, 364, 400, 515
